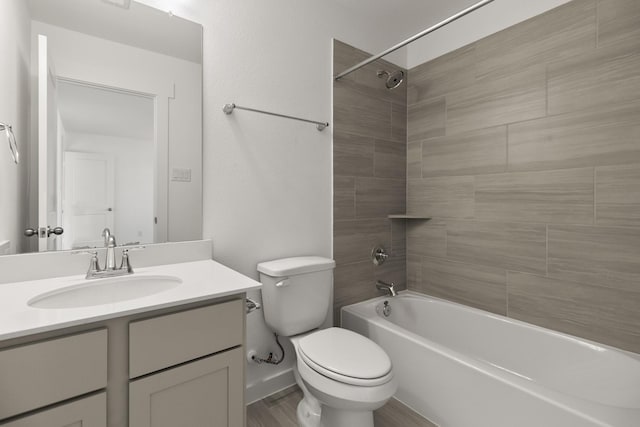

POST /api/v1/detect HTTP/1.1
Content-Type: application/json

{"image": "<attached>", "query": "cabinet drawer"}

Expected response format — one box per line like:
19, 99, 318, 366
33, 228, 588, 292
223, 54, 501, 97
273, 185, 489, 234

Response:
129, 299, 243, 378
0, 393, 106, 427
0, 329, 107, 420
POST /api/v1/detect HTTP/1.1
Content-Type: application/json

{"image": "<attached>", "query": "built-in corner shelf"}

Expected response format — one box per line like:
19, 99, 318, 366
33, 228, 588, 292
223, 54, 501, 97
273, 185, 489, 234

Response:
387, 214, 431, 220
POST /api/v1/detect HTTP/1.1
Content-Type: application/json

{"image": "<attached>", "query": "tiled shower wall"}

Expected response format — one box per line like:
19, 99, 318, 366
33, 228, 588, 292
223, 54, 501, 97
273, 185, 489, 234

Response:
332, 40, 407, 321
406, 0, 640, 353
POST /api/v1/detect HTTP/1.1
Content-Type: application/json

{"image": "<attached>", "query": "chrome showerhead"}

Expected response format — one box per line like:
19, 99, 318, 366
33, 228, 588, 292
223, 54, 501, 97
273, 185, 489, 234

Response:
377, 69, 404, 89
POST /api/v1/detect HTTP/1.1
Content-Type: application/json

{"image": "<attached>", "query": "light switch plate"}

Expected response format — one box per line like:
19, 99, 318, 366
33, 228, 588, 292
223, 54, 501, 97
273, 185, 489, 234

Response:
171, 168, 192, 182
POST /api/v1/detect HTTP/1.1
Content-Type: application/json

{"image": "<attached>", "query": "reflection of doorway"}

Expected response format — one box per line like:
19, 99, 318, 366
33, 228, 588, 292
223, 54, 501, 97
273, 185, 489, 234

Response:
57, 80, 155, 249
63, 152, 114, 249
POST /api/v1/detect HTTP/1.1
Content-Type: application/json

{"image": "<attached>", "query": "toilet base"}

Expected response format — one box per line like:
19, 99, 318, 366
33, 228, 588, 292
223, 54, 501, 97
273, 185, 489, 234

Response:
320, 407, 374, 427
293, 363, 380, 427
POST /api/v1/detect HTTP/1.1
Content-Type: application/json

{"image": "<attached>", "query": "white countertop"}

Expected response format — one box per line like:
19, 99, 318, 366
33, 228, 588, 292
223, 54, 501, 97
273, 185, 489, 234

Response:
0, 259, 261, 341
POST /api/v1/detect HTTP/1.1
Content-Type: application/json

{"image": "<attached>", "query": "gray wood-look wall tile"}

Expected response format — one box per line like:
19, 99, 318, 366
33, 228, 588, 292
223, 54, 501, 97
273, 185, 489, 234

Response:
333, 40, 406, 105
548, 43, 640, 116
407, 176, 474, 219
334, 40, 367, 72
391, 220, 406, 259
407, 141, 422, 179
391, 103, 407, 143
334, 260, 375, 310
334, 85, 392, 140
548, 224, 640, 292
421, 126, 507, 177
508, 272, 640, 353
407, 254, 423, 289
508, 102, 640, 171
355, 177, 405, 218
596, 164, 640, 227
446, 221, 547, 274
333, 132, 374, 177
333, 40, 367, 84
446, 65, 546, 135
408, 97, 446, 142
375, 257, 407, 290
334, 176, 355, 221
406, 220, 447, 259
334, 218, 390, 265
597, 0, 640, 48
474, 0, 596, 78
402, 0, 640, 353
374, 139, 406, 179
419, 257, 507, 315
408, 45, 476, 104
475, 168, 594, 224
333, 40, 406, 320
345, 69, 406, 106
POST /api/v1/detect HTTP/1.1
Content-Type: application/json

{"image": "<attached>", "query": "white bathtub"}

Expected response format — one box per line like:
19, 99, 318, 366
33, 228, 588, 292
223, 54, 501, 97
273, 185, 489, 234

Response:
341, 291, 640, 427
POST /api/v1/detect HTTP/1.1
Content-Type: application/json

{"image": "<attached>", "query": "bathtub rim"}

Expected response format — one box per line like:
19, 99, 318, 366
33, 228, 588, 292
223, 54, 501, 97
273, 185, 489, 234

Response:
341, 290, 640, 362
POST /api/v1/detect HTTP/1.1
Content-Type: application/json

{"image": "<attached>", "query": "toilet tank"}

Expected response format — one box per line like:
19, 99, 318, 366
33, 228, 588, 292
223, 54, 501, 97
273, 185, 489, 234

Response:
257, 256, 335, 337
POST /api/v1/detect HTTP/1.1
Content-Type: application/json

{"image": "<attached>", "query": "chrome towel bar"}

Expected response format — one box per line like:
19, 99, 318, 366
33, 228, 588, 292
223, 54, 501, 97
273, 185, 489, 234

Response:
223, 103, 329, 131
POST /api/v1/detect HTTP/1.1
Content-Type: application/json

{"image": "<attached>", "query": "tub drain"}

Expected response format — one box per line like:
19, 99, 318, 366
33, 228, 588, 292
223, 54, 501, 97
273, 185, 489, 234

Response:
383, 300, 391, 317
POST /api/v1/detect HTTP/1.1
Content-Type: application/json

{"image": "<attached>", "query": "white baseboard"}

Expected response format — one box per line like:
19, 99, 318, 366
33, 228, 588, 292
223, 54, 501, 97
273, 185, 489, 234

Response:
246, 368, 296, 405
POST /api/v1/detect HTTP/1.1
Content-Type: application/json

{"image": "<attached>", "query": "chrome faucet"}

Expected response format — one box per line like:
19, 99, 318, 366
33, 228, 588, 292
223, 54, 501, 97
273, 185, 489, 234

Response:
82, 229, 136, 279
376, 280, 398, 297
103, 228, 117, 270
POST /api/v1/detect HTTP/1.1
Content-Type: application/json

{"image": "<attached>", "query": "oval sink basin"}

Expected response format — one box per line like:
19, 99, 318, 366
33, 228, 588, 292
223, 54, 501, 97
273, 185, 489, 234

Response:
28, 275, 182, 309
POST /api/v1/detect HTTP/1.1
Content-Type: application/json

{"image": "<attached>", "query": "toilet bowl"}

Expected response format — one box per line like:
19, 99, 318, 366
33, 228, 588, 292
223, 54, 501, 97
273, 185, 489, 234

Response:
290, 328, 397, 427
257, 256, 396, 427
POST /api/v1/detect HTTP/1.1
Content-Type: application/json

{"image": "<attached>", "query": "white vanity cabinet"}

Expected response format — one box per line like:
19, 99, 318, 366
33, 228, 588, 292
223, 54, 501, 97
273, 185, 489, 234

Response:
0, 257, 258, 427
128, 299, 245, 427
0, 330, 108, 425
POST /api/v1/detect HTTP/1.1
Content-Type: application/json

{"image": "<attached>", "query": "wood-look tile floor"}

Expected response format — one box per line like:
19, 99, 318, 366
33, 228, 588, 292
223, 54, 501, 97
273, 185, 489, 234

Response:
247, 386, 437, 427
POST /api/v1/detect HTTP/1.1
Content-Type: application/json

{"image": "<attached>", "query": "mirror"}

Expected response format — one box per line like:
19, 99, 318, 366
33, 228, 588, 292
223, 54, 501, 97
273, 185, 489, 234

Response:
13, 0, 203, 254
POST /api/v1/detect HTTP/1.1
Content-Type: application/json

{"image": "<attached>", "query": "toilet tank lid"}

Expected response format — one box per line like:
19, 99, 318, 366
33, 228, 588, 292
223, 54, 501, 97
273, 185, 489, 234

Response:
257, 256, 335, 277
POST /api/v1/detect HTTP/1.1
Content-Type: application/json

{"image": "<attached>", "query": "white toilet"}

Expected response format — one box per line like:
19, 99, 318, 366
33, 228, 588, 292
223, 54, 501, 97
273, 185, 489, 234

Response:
258, 256, 397, 427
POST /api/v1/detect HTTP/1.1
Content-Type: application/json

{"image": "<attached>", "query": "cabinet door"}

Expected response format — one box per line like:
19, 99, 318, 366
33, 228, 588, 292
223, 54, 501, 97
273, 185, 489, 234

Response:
1, 393, 105, 427
129, 347, 244, 427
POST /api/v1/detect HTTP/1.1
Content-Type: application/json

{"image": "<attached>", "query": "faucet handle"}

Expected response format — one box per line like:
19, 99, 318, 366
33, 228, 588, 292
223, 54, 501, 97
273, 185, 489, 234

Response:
84, 251, 101, 278
120, 249, 134, 274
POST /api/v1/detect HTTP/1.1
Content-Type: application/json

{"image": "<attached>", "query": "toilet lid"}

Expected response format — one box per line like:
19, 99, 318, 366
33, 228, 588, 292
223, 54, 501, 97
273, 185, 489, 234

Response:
298, 328, 392, 386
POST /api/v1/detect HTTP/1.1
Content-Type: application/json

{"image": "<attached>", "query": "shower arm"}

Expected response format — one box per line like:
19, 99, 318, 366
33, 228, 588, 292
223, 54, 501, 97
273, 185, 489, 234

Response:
334, 0, 495, 81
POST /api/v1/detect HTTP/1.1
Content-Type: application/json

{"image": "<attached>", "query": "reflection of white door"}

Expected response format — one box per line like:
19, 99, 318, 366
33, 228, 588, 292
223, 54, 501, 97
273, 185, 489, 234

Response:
63, 152, 114, 249
38, 34, 63, 251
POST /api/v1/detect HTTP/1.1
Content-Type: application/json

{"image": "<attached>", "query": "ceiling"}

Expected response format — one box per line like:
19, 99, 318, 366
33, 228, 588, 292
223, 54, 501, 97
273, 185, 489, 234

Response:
27, 0, 202, 63
329, 0, 480, 41
57, 81, 154, 140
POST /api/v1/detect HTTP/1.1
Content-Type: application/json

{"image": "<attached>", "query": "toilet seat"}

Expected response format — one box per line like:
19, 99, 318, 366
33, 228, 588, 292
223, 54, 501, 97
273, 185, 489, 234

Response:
297, 328, 392, 387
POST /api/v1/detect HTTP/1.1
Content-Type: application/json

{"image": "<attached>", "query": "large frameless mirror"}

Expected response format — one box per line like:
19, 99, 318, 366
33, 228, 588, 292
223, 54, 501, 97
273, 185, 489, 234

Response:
10, 0, 203, 254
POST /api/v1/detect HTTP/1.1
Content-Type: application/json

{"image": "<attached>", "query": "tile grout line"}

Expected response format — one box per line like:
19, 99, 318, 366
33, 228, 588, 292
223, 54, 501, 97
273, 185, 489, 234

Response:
505, 125, 509, 172
545, 224, 549, 277
595, 0, 600, 49
593, 167, 597, 225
